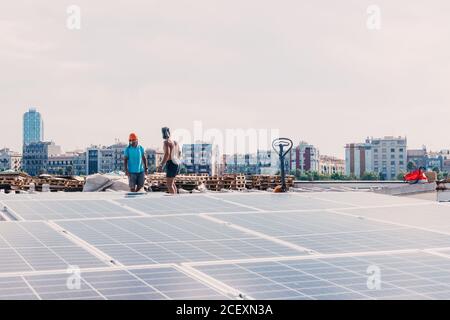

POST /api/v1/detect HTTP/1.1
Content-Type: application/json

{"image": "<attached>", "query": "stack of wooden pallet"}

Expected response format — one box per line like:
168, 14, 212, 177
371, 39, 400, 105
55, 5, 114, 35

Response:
33, 175, 85, 192
248, 175, 295, 191
175, 174, 207, 191
147, 173, 209, 192
204, 174, 247, 191
0, 172, 32, 192
146, 173, 168, 192
205, 176, 224, 191
235, 175, 247, 191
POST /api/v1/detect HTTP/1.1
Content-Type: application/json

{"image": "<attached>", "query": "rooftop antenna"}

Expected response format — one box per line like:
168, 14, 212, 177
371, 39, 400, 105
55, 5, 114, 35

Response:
272, 138, 293, 192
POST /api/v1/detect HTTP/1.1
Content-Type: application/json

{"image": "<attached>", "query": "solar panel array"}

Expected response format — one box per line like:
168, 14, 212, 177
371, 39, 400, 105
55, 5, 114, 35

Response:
0, 192, 450, 300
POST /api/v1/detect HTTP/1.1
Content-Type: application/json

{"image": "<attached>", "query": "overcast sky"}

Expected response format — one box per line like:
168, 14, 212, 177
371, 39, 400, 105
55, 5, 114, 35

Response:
1, 1, 449, 157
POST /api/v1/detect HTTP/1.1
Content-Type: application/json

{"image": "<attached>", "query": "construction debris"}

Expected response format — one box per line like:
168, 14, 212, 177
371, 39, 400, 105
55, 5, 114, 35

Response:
147, 173, 294, 192
34, 175, 85, 192
0, 172, 84, 193
147, 173, 208, 192
83, 174, 129, 192
0, 172, 32, 192
0, 171, 295, 193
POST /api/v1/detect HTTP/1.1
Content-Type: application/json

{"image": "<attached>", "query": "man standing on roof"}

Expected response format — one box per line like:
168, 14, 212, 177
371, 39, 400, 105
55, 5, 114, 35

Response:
124, 133, 148, 192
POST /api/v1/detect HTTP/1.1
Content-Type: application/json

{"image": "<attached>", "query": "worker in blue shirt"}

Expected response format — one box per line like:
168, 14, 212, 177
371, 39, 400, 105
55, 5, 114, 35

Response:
124, 133, 147, 192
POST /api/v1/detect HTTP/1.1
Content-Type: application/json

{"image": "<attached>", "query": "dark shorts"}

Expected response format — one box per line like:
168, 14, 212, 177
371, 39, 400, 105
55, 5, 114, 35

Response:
128, 172, 145, 189
165, 160, 180, 178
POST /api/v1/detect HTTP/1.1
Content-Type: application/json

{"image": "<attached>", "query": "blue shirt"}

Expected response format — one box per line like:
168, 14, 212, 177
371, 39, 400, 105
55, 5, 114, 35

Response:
124, 145, 145, 173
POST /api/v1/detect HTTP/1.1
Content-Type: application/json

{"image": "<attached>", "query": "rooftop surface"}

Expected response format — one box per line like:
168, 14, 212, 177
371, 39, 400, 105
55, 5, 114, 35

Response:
0, 191, 449, 300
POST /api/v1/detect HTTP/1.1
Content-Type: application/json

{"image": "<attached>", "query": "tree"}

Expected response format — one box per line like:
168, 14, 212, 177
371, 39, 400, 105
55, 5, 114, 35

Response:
361, 172, 378, 181
396, 173, 406, 181
407, 161, 416, 171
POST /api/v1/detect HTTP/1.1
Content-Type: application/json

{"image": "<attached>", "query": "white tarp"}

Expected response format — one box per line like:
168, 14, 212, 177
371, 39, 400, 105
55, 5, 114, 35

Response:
83, 173, 129, 192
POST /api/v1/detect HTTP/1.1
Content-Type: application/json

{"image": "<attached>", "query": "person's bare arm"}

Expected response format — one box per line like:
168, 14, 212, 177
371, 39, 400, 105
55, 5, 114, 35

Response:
124, 157, 129, 176
142, 154, 148, 174
161, 141, 170, 164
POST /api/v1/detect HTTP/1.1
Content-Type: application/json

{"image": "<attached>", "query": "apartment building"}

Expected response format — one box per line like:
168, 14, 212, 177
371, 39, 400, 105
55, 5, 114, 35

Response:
319, 155, 345, 176
0, 148, 22, 172
182, 143, 215, 175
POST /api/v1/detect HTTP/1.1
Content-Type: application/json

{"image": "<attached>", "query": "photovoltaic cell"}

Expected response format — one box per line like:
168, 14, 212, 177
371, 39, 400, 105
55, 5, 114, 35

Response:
0, 222, 107, 272
116, 195, 255, 215
0, 276, 38, 300
211, 211, 450, 253
0, 267, 229, 300
305, 192, 428, 207
194, 252, 450, 300
2, 200, 138, 221
55, 216, 303, 265
210, 193, 356, 211
334, 204, 450, 234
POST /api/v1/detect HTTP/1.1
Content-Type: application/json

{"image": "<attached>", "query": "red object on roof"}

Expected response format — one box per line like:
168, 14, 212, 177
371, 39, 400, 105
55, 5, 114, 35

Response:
404, 169, 428, 183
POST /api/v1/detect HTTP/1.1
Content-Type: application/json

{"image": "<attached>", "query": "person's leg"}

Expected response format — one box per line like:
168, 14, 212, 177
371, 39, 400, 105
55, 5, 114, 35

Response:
135, 172, 145, 192
129, 173, 137, 192
172, 164, 179, 194
167, 178, 175, 194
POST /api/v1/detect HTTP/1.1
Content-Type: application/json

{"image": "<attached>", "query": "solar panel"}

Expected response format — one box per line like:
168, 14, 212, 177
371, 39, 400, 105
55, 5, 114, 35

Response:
55, 216, 304, 265
116, 194, 256, 215
2, 200, 138, 221
0, 276, 38, 300
333, 203, 450, 234
0, 222, 107, 272
305, 192, 429, 207
210, 193, 357, 211
193, 252, 450, 300
0, 191, 449, 300
210, 211, 450, 253
0, 266, 230, 300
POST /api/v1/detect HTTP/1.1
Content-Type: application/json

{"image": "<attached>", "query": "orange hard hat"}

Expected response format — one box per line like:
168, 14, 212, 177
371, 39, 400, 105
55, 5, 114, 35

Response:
129, 133, 138, 141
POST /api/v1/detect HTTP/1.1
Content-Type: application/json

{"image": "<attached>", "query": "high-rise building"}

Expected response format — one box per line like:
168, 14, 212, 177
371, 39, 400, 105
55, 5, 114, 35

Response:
23, 108, 44, 146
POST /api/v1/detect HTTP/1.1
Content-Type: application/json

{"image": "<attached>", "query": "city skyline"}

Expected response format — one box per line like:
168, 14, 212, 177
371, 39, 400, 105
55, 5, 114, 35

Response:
2, 1, 450, 157
1, 107, 449, 158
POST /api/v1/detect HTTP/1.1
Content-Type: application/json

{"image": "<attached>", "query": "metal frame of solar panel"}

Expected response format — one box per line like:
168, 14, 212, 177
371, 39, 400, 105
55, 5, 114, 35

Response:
0, 191, 450, 300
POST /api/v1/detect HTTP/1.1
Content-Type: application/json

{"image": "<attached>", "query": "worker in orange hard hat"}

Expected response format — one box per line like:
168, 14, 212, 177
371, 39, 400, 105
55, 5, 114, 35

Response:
124, 133, 147, 192
129, 133, 138, 141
